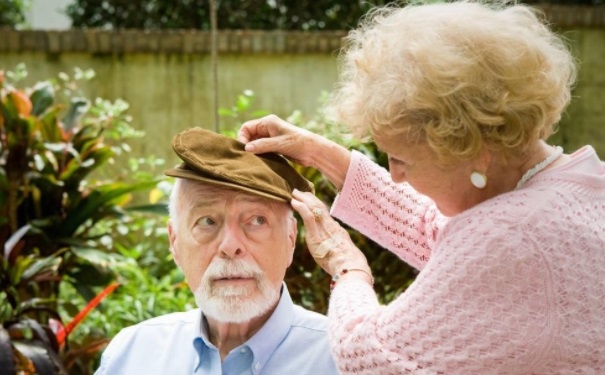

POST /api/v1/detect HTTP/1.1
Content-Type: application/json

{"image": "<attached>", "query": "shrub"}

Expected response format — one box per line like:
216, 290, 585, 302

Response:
0, 64, 162, 374
0, 0, 30, 29
66, 0, 385, 30
65, 0, 603, 31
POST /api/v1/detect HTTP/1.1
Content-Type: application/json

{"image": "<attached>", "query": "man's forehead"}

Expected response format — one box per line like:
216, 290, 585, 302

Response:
182, 179, 281, 207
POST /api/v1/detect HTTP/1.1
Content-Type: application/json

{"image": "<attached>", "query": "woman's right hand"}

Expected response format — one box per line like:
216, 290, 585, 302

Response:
237, 114, 319, 168
238, 115, 352, 190
291, 189, 373, 284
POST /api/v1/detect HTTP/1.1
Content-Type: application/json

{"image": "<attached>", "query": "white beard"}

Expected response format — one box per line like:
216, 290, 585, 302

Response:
194, 259, 279, 323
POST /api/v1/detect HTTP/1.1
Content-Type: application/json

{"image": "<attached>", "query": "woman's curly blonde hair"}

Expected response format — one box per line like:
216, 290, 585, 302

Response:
325, 0, 577, 163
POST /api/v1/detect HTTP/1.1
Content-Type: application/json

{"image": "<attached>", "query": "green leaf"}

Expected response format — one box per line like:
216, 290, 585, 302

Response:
125, 203, 169, 215
217, 108, 233, 116
4, 225, 31, 259
0, 93, 19, 124
9, 256, 32, 287
236, 95, 251, 111
59, 180, 160, 237
29, 81, 55, 116
60, 301, 80, 317
38, 106, 65, 143
62, 97, 90, 132
21, 253, 63, 282
17, 298, 58, 312
69, 263, 113, 299
36, 149, 60, 174
251, 109, 270, 117
61, 145, 114, 187
71, 247, 122, 268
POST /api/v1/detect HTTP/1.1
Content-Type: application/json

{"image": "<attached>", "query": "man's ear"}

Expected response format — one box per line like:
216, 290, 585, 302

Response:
286, 216, 297, 267
167, 220, 180, 267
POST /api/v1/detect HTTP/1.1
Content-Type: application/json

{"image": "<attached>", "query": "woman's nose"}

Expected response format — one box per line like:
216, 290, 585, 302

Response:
388, 162, 406, 183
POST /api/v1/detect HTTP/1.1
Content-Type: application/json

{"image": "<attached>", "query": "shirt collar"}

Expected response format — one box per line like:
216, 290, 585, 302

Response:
191, 282, 295, 373
246, 283, 294, 373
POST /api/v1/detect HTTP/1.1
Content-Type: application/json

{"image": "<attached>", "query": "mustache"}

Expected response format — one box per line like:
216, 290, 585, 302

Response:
203, 259, 264, 280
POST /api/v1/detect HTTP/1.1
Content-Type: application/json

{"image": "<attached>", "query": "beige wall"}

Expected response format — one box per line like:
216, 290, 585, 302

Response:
1, 51, 339, 168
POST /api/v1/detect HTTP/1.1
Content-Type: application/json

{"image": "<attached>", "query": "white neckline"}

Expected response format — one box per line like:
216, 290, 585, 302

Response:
515, 146, 564, 190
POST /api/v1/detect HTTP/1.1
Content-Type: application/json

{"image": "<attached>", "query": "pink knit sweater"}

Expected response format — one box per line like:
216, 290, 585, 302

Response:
329, 146, 605, 374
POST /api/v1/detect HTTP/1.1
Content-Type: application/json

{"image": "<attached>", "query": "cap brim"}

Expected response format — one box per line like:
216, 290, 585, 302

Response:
164, 167, 290, 202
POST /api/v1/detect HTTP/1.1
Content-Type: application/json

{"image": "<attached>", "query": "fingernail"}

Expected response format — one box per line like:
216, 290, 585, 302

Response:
244, 143, 256, 152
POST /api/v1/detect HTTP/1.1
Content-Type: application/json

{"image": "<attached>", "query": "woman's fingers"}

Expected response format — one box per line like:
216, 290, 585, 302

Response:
291, 189, 337, 239
238, 115, 316, 166
291, 190, 353, 267
238, 115, 279, 143
238, 114, 291, 146
290, 196, 327, 243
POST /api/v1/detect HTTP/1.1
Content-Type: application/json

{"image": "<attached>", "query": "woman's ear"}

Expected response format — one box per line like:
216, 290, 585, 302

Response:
475, 146, 493, 172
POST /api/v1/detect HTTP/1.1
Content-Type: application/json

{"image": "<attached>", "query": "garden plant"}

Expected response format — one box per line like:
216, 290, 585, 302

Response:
0, 64, 163, 374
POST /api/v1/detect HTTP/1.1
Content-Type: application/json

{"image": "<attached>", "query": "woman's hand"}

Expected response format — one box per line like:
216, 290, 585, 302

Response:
291, 189, 371, 280
238, 115, 353, 191
237, 114, 319, 167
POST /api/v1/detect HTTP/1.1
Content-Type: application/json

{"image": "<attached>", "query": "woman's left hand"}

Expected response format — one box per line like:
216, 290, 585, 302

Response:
291, 189, 371, 278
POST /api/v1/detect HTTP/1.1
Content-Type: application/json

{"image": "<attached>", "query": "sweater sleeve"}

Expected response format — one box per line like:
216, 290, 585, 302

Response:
327, 208, 558, 374
330, 151, 448, 270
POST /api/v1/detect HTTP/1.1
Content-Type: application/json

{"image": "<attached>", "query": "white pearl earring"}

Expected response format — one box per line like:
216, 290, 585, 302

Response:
470, 171, 487, 189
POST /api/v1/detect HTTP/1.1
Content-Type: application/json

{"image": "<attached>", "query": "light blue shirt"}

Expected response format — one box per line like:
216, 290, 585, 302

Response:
95, 284, 339, 375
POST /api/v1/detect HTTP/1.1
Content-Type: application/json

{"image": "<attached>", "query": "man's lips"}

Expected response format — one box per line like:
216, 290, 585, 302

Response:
213, 276, 255, 282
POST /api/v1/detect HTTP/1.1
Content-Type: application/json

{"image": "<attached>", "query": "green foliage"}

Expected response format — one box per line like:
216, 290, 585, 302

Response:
218, 90, 270, 132
522, 0, 602, 3
54, 147, 176, 373
65, 0, 603, 31
0, 63, 163, 374
62, 261, 191, 342
66, 0, 389, 30
0, 0, 30, 29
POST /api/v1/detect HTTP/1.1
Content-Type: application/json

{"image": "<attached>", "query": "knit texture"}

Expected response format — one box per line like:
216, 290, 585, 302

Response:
329, 146, 605, 374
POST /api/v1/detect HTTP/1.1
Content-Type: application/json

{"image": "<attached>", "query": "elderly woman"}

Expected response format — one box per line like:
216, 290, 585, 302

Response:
238, 1, 605, 374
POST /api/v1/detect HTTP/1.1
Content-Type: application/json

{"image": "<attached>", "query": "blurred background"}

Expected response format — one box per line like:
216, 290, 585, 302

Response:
1, 1, 603, 374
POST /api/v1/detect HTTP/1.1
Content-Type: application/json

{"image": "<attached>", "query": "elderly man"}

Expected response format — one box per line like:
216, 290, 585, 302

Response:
95, 128, 339, 374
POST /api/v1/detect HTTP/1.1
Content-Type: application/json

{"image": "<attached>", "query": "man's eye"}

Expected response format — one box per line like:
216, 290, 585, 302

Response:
250, 216, 267, 226
196, 217, 216, 226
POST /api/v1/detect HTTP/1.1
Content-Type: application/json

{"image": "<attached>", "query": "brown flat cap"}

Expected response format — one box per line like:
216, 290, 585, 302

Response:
164, 127, 314, 201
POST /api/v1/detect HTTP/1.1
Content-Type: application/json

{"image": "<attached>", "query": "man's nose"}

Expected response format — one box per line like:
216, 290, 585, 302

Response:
217, 223, 246, 259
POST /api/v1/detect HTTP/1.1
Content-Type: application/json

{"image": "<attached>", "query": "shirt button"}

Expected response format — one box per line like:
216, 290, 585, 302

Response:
240, 348, 247, 353
254, 362, 261, 370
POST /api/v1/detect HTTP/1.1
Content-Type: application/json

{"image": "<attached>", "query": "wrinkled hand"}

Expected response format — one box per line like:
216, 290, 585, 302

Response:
291, 189, 370, 278
237, 114, 318, 167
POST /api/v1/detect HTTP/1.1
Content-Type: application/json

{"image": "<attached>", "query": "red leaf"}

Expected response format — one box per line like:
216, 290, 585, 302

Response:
56, 282, 120, 346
